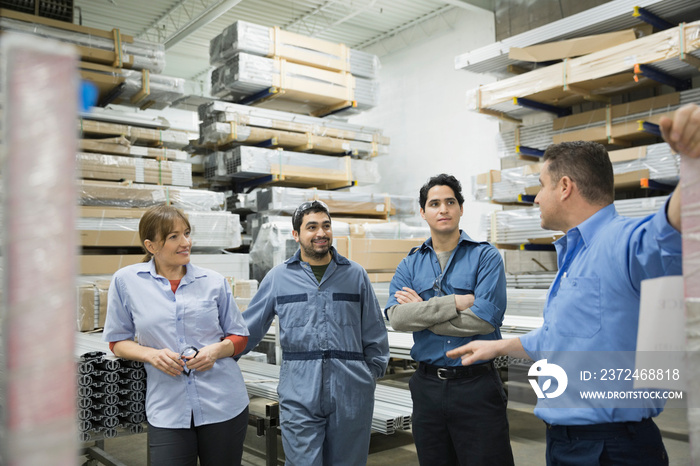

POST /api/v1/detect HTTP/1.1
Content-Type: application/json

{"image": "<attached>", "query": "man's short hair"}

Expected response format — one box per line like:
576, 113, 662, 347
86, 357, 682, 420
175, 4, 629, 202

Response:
292, 200, 331, 232
543, 141, 614, 205
419, 174, 465, 210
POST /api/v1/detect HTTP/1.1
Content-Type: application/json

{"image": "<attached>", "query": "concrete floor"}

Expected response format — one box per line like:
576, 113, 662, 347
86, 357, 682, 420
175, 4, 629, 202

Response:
80, 399, 691, 465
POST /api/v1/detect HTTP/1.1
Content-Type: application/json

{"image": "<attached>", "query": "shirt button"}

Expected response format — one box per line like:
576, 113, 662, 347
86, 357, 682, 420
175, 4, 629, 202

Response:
447, 340, 451, 344
177, 318, 181, 321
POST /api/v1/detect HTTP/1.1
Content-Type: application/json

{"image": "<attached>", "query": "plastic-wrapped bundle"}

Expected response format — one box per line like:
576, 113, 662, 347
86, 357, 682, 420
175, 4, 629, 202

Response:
210, 51, 378, 113
203, 146, 380, 185
0, 16, 165, 72
187, 211, 242, 250
349, 222, 430, 239
254, 186, 413, 219
210, 20, 380, 79
485, 195, 669, 245
81, 67, 186, 110
78, 181, 226, 211
77, 152, 193, 187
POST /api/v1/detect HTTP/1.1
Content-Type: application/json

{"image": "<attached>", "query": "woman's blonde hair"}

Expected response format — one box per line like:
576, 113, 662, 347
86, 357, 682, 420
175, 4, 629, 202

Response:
139, 204, 191, 262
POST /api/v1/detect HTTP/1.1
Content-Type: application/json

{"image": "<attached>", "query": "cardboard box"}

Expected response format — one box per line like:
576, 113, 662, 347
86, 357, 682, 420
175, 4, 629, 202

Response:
80, 255, 143, 275
77, 284, 97, 331
79, 230, 141, 247
508, 28, 638, 62
504, 250, 558, 274
335, 237, 424, 272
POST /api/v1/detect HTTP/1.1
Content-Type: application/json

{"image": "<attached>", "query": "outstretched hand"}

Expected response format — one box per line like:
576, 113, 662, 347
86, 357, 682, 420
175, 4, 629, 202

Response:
659, 103, 700, 158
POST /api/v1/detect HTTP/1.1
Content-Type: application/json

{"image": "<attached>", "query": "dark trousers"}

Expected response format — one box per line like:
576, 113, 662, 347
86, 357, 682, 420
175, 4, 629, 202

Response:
147, 406, 249, 466
409, 363, 514, 466
545, 417, 668, 466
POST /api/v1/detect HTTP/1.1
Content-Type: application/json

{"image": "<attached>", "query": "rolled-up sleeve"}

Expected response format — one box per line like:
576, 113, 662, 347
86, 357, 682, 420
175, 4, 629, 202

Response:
103, 275, 135, 343
470, 247, 507, 328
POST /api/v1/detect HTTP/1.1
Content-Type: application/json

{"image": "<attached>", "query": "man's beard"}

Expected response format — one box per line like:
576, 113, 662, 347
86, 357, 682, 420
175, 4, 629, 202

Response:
301, 238, 330, 261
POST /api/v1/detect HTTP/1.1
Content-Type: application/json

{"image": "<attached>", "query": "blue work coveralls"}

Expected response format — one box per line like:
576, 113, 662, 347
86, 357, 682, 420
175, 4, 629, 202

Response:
243, 247, 390, 466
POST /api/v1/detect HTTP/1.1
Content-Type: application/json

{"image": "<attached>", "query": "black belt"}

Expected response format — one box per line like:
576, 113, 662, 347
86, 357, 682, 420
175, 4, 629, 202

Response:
418, 361, 493, 380
283, 350, 364, 361
545, 417, 654, 440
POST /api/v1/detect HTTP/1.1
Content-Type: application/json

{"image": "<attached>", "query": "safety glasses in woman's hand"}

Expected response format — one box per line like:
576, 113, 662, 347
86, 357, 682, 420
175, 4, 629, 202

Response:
179, 346, 199, 376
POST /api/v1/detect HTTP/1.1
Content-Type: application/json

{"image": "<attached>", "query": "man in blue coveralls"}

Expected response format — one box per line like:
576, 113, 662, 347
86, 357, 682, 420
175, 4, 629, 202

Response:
242, 200, 390, 466
448, 103, 700, 465
385, 174, 514, 465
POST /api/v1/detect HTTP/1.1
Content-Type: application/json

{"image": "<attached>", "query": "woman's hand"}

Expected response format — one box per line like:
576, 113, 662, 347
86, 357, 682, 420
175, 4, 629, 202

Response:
147, 348, 184, 377
184, 340, 234, 373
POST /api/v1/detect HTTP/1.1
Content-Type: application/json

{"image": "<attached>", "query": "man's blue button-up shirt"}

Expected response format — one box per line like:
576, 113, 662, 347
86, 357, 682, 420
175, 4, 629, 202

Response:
386, 231, 507, 366
520, 201, 682, 425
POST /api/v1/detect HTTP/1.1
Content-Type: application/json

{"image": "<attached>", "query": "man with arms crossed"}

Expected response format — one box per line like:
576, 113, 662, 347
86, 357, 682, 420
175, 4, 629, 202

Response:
386, 174, 514, 466
448, 104, 700, 465
242, 200, 390, 466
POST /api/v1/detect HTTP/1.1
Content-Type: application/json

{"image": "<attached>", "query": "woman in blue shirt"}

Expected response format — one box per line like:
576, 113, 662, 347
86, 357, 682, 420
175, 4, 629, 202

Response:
103, 205, 250, 466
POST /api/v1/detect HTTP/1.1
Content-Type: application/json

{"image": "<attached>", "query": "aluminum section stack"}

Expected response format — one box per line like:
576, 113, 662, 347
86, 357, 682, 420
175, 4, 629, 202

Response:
203, 146, 380, 185
237, 360, 412, 435
505, 288, 548, 317
486, 195, 670, 245
77, 182, 226, 211
210, 20, 380, 79
506, 272, 556, 289
0, 15, 165, 73
454, 0, 700, 76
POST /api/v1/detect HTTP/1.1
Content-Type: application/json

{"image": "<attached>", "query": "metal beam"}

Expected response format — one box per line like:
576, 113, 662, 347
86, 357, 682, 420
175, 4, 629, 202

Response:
441, 0, 494, 13
137, 0, 242, 48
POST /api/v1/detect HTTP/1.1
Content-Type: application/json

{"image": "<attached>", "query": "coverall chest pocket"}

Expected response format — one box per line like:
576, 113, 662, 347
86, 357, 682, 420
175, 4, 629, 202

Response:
332, 293, 361, 326
195, 300, 221, 333
446, 270, 475, 296
277, 293, 310, 327
555, 276, 601, 338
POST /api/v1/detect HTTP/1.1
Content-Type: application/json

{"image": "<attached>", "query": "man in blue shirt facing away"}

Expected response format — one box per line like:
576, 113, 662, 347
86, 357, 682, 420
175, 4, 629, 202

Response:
385, 174, 514, 466
242, 200, 390, 466
448, 104, 700, 465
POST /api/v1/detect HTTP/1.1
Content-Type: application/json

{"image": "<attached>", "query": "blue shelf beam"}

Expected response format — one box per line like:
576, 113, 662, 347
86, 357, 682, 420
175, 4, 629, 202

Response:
641, 178, 676, 192
520, 243, 556, 251
516, 146, 545, 158
256, 138, 279, 148
633, 7, 674, 31
517, 194, 537, 204
513, 97, 571, 117
638, 121, 661, 137
634, 64, 691, 91
238, 87, 279, 106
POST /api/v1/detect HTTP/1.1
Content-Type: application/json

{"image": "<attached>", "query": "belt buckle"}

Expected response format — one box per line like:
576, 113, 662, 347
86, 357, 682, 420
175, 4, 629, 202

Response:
437, 368, 450, 380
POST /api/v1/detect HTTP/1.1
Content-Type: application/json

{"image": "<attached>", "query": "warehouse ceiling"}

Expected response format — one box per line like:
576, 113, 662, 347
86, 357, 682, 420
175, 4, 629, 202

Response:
72, 0, 494, 84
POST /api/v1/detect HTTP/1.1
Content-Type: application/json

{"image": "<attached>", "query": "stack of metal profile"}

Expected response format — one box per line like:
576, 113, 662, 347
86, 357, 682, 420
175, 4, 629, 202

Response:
210, 20, 380, 79
238, 359, 412, 435
552, 88, 700, 142
506, 272, 556, 289
497, 121, 553, 158
505, 288, 548, 317
486, 195, 669, 245
76, 351, 146, 442
0, 16, 165, 73
203, 146, 380, 185
210, 52, 378, 112
500, 315, 545, 337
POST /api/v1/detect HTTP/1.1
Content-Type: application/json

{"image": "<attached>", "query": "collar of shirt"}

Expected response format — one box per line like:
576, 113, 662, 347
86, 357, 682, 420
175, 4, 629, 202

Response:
285, 246, 350, 266
554, 204, 616, 269
419, 230, 481, 253
135, 258, 208, 286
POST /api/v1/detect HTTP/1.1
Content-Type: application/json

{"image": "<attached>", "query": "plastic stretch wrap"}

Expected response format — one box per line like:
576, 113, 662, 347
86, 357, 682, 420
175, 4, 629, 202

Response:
552, 88, 700, 144
199, 100, 389, 145
209, 20, 380, 79
348, 222, 430, 239
1, 33, 78, 464
200, 120, 384, 157
97, 68, 185, 110
78, 181, 226, 211
497, 121, 553, 158
506, 272, 556, 289
76, 279, 111, 332
210, 51, 378, 113
469, 20, 700, 114
79, 119, 190, 149
249, 221, 298, 281
186, 211, 242, 250
485, 195, 669, 245
203, 146, 379, 185
77, 152, 193, 187
0, 16, 165, 72
505, 288, 548, 317
191, 254, 250, 280
475, 143, 680, 203
254, 186, 415, 219
79, 137, 188, 161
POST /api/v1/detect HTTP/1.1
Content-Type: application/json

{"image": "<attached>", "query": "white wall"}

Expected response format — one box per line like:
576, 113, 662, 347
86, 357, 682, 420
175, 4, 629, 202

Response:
349, 7, 503, 240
